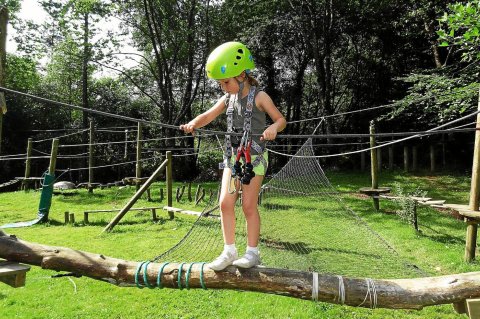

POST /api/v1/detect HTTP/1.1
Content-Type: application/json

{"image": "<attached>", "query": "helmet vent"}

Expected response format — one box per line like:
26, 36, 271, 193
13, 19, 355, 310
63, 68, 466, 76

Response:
236, 55, 242, 60
237, 48, 244, 54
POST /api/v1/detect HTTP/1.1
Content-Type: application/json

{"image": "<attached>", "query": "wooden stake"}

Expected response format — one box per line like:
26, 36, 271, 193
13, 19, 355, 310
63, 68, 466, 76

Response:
465, 89, 480, 262
136, 122, 142, 191
88, 120, 94, 193
412, 145, 418, 172
0, 7, 7, 155
103, 159, 168, 232
49, 139, 59, 176
369, 121, 379, 210
430, 144, 436, 173
388, 145, 394, 170
23, 138, 32, 190
403, 146, 409, 172
166, 151, 172, 209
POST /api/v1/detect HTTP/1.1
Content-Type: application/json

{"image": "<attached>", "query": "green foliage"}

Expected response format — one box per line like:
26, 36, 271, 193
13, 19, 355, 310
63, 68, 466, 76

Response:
392, 182, 427, 229
381, 71, 479, 128
5, 54, 40, 91
438, 0, 480, 61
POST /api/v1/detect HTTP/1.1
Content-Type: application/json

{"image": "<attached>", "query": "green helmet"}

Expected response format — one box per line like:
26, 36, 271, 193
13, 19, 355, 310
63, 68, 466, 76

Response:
206, 42, 255, 80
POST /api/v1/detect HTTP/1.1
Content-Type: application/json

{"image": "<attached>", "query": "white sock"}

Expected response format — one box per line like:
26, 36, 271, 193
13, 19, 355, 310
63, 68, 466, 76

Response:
246, 246, 259, 255
223, 243, 237, 254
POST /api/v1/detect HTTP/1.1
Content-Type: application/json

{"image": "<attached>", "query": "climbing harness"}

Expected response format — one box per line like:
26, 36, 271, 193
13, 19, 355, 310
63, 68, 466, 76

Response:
220, 85, 267, 194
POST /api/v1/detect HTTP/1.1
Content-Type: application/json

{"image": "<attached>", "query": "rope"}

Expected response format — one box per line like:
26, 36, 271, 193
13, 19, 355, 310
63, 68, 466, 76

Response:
287, 85, 479, 124
156, 262, 170, 289
312, 272, 319, 301
185, 262, 195, 290
337, 275, 345, 305
358, 278, 378, 309
3, 86, 477, 140
134, 261, 147, 289
32, 129, 88, 143
177, 262, 186, 290
199, 262, 207, 290
267, 108, 480, 159
142, 261, 155, 289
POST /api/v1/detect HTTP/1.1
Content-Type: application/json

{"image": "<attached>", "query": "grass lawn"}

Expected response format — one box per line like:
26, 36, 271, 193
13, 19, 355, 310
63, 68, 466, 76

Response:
0, 169, 477, 318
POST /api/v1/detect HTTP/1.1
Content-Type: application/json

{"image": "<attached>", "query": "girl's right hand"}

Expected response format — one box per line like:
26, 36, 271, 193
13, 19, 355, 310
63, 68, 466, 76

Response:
179, 122, 196, 135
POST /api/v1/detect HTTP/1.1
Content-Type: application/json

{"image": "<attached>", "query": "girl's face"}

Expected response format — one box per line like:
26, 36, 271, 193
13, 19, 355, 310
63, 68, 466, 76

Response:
218, 72, 245, 94
218, 77, 239, 94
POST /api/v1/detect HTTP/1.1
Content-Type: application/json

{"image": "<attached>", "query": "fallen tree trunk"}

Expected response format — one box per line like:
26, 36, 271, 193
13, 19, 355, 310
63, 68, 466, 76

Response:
0, 230, 476, 310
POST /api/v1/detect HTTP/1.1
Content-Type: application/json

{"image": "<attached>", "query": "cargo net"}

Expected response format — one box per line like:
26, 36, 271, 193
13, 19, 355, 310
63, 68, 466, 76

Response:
152, 138, 425, 279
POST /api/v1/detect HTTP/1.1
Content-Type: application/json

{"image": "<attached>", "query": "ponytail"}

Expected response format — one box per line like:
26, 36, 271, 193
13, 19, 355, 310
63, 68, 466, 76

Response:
247, 74, 259, 87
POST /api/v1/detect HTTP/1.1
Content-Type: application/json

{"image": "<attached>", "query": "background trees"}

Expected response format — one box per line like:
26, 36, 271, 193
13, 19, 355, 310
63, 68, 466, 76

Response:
1, 0, 478, 181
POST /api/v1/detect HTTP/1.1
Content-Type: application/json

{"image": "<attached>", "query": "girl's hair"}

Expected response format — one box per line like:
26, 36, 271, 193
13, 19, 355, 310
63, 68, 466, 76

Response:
247, 74, 259, 87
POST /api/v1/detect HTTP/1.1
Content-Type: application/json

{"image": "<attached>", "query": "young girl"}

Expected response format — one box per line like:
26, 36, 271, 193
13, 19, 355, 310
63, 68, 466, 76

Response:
180, 42, 286, 271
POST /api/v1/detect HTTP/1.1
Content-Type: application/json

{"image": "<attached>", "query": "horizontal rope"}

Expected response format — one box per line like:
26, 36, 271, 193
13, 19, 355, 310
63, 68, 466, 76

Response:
3, 86, 478, 140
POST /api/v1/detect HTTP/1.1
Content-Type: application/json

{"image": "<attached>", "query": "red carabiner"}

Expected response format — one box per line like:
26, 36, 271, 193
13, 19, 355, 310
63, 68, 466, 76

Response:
245, 140, 252, 164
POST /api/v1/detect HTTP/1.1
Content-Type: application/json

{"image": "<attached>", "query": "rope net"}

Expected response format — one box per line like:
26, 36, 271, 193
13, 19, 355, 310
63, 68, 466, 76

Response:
152, 138, 425, 279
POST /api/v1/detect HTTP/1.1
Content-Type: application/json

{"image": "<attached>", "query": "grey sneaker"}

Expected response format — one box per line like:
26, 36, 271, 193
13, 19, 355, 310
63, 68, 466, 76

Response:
232, 251, 261, 268
208, 251, 238, 271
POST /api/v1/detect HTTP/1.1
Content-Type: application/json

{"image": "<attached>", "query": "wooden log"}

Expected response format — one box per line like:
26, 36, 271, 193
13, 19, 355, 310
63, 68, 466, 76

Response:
3, 231, 480, 310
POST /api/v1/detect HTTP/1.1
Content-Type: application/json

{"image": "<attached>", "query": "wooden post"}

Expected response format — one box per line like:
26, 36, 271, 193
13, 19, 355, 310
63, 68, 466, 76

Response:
166, 151, 172, 210
22, 138, 33, 190
412, 145, 418, 172
49, 139, 59, 176
124, 129, 128, 160
64, 212, 70, 224
465, 89, 480, 262
377, 148, 382, 172
103, 159, 169, 232
369, 121, 379, 210
69, 213, 75, 224
388, 145, 394, 170
403, 145, 409, 172
430, 144, 436, 173
360, 139, 366, 171
188, 182, 192, 201
0, 7, 8, 155
88, 120, 94, 193
136, 122, 142, 191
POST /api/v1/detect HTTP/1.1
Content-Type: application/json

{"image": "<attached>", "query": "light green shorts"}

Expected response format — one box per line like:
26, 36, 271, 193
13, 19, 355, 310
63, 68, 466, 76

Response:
225, 152, 269, 176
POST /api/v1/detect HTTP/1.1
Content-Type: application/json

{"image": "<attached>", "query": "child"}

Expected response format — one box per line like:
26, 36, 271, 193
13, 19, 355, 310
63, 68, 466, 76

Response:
180, 42, 286, 270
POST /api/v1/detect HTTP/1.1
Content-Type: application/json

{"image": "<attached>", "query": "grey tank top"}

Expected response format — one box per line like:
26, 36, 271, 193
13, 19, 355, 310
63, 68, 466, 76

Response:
226, 91, 266, 155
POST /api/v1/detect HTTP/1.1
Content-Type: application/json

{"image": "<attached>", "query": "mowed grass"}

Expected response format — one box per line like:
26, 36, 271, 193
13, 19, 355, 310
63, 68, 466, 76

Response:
0, 169, 477, 319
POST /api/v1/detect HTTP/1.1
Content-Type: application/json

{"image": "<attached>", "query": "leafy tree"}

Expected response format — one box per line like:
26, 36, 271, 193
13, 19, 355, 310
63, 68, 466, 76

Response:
438, 0, 480, 62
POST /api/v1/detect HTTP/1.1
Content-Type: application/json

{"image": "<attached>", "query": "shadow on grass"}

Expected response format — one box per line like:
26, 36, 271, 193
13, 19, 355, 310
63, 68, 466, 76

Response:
260, 238, 385, 259
418, 224, 465, 245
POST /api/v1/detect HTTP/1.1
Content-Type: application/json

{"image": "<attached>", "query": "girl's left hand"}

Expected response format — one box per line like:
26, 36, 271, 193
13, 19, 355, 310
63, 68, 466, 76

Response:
261, 126, 277, 141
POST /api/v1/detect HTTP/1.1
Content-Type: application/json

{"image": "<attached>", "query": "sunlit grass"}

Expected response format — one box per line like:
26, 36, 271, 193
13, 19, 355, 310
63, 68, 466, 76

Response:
0, 171, 475, 318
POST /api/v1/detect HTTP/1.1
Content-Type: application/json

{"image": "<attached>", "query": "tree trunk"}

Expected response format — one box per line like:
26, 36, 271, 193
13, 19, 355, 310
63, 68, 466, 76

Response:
1, 230, 480, 311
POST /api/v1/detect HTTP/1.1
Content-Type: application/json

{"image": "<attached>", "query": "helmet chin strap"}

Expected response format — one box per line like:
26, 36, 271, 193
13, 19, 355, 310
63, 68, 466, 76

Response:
235, 74, 247, 97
